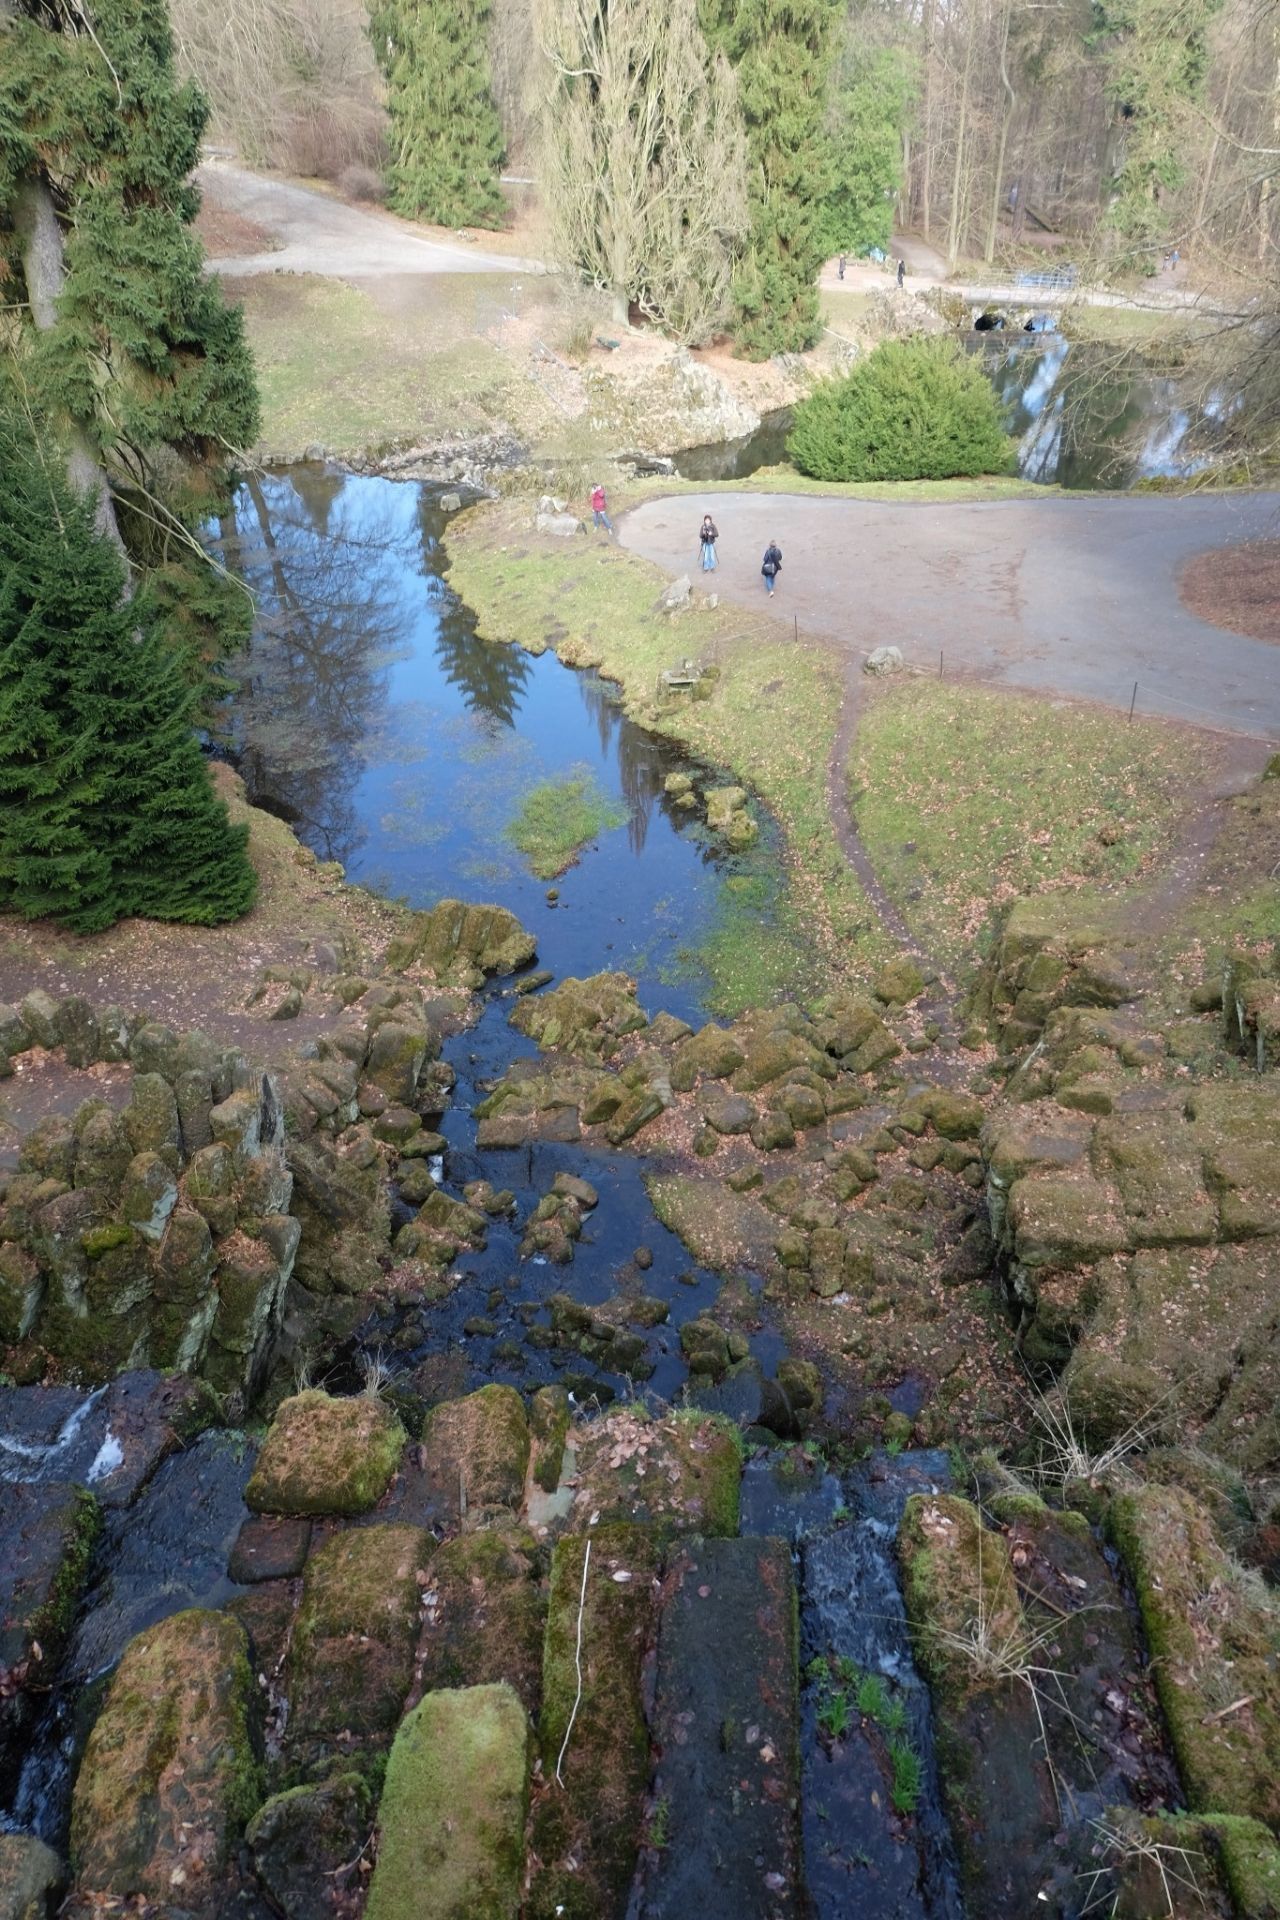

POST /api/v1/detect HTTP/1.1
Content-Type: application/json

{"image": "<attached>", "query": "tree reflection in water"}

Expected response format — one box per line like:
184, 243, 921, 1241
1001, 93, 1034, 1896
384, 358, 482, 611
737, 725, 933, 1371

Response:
417, 493, 532, 733
215, 467, 414, 866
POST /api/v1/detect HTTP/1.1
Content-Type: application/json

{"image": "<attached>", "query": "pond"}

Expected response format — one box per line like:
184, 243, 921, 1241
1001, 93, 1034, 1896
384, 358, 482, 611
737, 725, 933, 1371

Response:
673, 335, 1209, 489
213, 468, 766, 1025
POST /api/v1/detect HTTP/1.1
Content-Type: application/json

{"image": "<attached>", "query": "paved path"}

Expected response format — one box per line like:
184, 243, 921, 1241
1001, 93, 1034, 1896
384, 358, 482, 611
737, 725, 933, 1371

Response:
199, 161, 543, 278
621, 491, 1280, 740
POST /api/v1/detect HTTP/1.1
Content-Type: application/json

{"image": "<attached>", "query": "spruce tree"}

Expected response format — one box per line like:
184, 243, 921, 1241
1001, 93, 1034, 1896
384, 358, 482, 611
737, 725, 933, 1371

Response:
368, 0, 507, 228
0, 0, 260, 680
0, 416, 257, 935
701, 0, 840, 358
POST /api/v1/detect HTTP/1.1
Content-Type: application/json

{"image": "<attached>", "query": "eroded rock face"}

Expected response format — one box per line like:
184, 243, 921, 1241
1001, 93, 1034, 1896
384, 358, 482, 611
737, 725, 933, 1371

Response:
70, 1608, 260, 1913
1, 1055, 295, 1399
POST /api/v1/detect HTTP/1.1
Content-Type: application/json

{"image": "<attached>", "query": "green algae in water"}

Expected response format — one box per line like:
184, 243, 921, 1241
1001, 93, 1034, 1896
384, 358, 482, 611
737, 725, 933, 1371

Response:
505, 769, 628, 880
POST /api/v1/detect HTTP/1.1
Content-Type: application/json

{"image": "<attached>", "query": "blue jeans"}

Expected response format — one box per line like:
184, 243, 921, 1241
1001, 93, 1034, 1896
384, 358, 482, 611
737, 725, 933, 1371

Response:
763, 570, 776, 594
701, 542, 717, 570
593, 508, 613, 532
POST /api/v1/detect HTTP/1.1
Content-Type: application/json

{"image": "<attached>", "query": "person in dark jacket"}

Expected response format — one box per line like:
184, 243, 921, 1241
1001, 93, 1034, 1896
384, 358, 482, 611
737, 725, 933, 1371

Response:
761, 540, 782, 595
897, 257, 906, 288
699, 514, 719, 571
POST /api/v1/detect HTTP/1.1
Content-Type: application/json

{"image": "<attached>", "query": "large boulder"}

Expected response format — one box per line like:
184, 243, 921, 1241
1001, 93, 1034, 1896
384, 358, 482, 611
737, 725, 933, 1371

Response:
70, 1609, 260, 1913
365, 1684, 530, 1920
246, 1391, 405, 1516
510, 972, 648, 1060
417, 1385, 530, 1525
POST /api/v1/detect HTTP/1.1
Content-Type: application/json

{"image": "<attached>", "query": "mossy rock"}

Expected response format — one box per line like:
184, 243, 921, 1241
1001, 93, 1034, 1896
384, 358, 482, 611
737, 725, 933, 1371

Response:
669, 1023, 746, 1092
420, 1386, 530, 1523
570, 1409, 741, 1539
418, 1530, 546, 1716
1109, 1485, 1280, 1829
529, 1384, 570, 1494
527, 1525, 662, 1920
510, 971, 647, 1059
386, 898, 536, 984
0, 1833, 65, 1919
71, 1608, 260, 1908
246, 1772, 373, 1920
365, 1683, 530, 1920
1005, 1172, 1131, 1269
286, 1524, 432, 1771
246, 1391, 405, 1516
874, 955, 927, 1006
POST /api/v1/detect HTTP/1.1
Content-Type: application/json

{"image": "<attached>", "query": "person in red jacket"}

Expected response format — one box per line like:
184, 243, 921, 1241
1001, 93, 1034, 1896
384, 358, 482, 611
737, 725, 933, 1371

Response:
590, 483, 613, 533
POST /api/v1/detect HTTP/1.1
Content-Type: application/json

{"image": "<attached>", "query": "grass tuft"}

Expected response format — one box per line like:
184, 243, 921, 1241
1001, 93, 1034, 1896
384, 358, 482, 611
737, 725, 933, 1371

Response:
505, 769, 627, 879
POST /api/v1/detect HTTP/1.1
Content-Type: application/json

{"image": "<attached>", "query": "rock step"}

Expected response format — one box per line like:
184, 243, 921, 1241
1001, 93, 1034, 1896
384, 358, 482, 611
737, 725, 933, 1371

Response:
632, 1535, 801, 1919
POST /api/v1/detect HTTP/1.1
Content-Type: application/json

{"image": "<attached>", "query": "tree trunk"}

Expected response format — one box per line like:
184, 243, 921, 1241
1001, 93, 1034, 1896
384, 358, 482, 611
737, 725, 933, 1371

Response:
984, 1, 1015, 264
946, 11, 976, 268
13, 177, 130, 566
920, 0, 936, 239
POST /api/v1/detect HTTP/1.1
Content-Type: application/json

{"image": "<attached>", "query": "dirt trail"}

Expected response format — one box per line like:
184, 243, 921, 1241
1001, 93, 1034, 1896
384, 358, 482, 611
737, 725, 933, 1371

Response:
198, 161, 543, 279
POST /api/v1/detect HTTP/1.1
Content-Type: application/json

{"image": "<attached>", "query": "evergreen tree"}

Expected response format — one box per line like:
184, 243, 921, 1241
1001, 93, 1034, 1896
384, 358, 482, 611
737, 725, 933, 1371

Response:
369, 0, 507, 228
0, 414, 257, 935
787, 337, 1014, 482
701, 0, 840, 358
817, 44, 916, 260
0, 0, 260, 680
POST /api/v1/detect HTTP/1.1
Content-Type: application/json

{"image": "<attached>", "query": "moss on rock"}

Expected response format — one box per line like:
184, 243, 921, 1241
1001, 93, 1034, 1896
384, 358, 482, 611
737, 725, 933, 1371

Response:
365, 1683, 530, 1920
569, 1408, 741, 1540
418, 1529, 547, 1715
71, 1609, 260, 1910
419, 1385, 530, 1522
285, 1523, 432, 1775
1109, 1485, 1280, 1829
527, 1524, 662, 1920
246, 1390, 404, 1516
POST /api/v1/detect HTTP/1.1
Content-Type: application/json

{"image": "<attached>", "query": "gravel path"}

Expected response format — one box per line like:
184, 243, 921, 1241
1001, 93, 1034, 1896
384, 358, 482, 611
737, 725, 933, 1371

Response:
621, 490, 1280, 740
198, 161, 543, 279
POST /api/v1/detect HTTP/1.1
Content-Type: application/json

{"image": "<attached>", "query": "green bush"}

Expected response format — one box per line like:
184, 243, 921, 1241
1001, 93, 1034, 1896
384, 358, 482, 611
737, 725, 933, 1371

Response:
787, 337, 1015, 482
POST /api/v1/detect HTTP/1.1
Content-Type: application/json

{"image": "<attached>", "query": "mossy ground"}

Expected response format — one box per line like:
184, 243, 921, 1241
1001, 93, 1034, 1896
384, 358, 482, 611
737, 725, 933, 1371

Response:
505, 771, 627, 881
850, 678, 1218, 973
229, 273, 564, 461
446, 499, 890, 1010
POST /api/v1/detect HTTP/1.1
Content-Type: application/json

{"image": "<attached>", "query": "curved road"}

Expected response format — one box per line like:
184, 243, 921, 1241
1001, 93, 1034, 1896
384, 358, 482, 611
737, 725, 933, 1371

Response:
198, 161, 542, 278
621, 491, 1280, 740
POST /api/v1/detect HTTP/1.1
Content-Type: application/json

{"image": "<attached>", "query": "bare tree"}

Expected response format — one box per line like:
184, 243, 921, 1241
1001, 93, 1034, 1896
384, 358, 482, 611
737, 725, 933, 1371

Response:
534, 0, 748, 340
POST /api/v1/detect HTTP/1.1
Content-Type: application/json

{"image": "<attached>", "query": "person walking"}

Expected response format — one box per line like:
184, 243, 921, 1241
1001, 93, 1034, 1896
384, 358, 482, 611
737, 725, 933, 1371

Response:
699, 513, 719, 571
838, 253, 847, 280
590, 483, 613, 534
761, 539, 782, 596
897, 256, 906, 289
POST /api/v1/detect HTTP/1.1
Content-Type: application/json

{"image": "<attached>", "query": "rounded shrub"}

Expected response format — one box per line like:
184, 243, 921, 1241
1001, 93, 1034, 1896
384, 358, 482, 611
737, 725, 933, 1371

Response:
787, 336, 1015, 483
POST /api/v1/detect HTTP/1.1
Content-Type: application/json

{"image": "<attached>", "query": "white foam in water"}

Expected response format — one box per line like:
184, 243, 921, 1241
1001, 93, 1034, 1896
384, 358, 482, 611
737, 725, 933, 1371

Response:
86, 1431, 124, 1484
0, 1385, 108, 1473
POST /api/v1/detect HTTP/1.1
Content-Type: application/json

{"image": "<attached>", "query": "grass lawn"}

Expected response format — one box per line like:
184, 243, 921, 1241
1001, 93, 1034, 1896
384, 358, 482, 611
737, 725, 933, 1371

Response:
445, 496, 895, 1010
849, 679, 1219, 971
506, 771, 627, 880
225, 272, 558, 459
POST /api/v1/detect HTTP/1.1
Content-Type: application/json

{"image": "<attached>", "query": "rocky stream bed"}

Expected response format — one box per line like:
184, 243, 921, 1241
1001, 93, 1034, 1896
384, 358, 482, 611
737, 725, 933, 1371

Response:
2, 473, 1279, 1917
